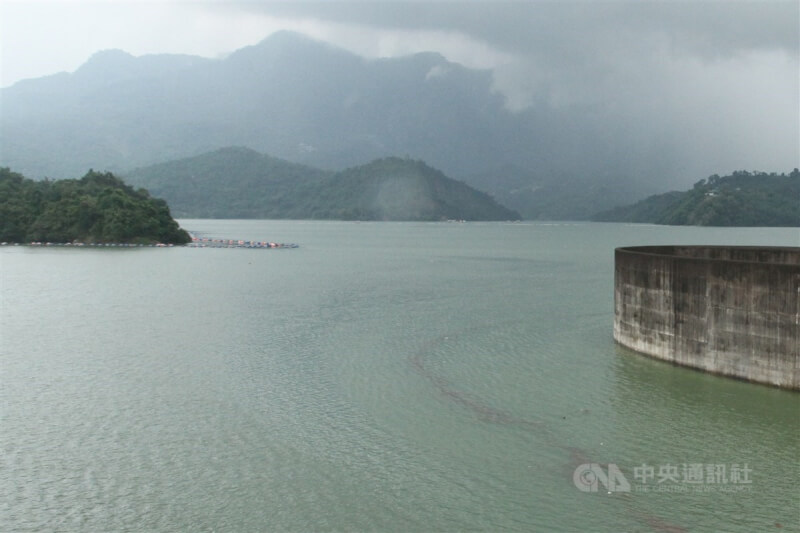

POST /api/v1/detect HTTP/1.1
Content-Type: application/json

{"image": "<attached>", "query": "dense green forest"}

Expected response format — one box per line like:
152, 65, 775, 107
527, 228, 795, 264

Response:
125, 147, 332, 218
593, 170, 800, 226
0, 168, 190, 244
306, 157, 520, 221
126, 148, 520, 221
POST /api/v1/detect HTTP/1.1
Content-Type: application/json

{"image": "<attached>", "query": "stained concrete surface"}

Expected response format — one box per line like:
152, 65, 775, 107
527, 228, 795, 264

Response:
614, 246, 799, 389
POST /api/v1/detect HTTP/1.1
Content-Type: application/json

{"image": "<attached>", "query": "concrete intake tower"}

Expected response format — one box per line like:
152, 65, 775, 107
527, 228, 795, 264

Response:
614, 246, 800, 389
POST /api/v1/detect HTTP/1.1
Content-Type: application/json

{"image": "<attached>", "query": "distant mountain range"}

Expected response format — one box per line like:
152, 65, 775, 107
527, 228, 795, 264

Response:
1, 31, 512, 178
1, 30, 663, 219
593, 170, 800, 226
125, 147, 520, 221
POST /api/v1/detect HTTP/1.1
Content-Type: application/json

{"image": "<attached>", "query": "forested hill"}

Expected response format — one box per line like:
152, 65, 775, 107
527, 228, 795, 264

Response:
592, 170, 800, 227
125, 148, 520, 221
125, 147, 333, 218
0, 168, 190, 244
312, 157, 520, 221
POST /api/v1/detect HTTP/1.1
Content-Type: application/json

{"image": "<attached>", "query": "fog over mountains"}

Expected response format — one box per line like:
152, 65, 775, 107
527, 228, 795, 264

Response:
0, 30, 794, 218
3, 32, 498, 176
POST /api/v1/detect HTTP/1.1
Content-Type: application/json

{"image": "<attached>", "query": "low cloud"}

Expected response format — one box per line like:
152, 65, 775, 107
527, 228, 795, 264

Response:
3, 0, 797, 180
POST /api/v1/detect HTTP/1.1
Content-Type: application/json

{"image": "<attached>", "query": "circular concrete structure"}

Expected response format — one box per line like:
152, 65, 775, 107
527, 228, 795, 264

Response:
614, 246, 800, 389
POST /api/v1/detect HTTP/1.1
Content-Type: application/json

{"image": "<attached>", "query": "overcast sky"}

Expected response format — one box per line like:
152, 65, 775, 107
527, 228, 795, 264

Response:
2, 0, 798, 176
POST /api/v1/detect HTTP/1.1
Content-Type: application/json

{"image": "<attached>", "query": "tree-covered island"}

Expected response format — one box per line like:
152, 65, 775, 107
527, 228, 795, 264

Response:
0, 168, 190, 244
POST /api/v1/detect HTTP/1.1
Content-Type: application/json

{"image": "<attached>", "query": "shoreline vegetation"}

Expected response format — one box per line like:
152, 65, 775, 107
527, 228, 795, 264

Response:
3, 164, 797, 248
0, 167, 191, 245
592, 169, 800, 227
0, 166, 297, 247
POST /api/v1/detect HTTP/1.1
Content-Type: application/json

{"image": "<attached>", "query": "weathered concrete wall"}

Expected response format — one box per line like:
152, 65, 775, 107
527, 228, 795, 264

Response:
614, 246, 800, 389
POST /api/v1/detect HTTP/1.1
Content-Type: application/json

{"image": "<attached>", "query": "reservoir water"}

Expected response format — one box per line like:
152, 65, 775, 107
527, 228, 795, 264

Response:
2, 221, 798, 532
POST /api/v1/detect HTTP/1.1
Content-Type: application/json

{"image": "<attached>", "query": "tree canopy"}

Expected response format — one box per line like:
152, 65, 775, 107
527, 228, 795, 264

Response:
593, 170, 800, 227
0, 168, 190, 244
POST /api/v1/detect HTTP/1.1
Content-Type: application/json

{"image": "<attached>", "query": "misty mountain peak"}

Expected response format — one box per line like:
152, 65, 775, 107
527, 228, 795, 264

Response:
71, 48, 208, 89
75, 49, 135, 74
227, 30, 362, 68
86, 48, 135, 62
260, 30, 328, 49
